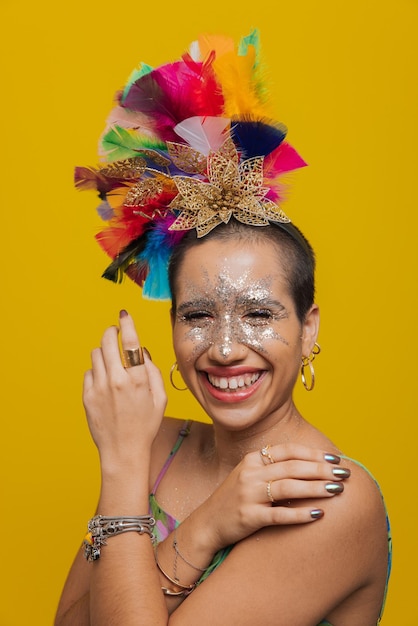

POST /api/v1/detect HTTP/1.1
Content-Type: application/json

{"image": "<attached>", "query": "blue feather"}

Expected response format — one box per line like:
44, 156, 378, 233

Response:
231, 120, 287, 159
138, 221, 176, 300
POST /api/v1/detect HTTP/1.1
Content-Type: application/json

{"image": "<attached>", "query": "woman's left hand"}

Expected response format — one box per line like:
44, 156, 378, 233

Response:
82, 310, 167, 471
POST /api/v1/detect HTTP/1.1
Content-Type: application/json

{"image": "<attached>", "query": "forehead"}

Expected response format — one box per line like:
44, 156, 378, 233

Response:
175, 238, 289, 298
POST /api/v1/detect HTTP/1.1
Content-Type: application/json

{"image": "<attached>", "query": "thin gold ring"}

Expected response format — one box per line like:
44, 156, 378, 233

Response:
123, 347, 144, 368
260, 445, 275, 465
266, 481, 275, 503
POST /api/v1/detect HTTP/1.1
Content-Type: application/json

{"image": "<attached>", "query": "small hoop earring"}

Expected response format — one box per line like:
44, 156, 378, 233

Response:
170, 362, 188, 391
301, 343, 321, 392
312, 342, 321, 357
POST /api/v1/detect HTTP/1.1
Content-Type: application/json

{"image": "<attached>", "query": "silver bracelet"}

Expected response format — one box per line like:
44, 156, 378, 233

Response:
173, 528, 209, 573
83, 515, 155, 562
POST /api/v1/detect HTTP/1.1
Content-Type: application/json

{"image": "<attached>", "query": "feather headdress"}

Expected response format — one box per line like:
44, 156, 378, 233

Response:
75, 30, 307, 300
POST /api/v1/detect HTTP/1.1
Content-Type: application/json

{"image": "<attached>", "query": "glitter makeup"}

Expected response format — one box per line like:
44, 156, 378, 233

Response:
175, 268, 290, 361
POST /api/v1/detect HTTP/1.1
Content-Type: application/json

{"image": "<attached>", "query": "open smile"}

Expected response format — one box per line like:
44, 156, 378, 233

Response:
207, 371, 261, 391
200, 368, 266, 403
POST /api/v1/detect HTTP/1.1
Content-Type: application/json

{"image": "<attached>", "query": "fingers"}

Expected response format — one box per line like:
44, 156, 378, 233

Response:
98, 311, 144, 374
266, 477, 345, 504
263, 459, 351, 483
265, 505, 325, 525
261, 442, 341, 466
118, 309, 142, 352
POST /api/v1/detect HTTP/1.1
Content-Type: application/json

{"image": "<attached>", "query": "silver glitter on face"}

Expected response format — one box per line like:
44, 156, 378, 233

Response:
175, 267, 290, 361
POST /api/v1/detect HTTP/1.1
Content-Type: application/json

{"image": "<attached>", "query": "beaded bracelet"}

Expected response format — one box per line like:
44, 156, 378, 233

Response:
83, 515, 155, 562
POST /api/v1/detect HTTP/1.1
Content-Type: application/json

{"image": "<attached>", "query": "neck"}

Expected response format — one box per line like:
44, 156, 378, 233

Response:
207, 403, 305, 474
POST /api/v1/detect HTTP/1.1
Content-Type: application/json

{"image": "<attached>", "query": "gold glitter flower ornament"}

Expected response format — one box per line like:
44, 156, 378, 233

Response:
168, 140, 290, 238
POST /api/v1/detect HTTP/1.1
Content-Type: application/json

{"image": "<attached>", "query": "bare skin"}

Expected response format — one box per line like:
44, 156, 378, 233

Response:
55, 239, 388, 626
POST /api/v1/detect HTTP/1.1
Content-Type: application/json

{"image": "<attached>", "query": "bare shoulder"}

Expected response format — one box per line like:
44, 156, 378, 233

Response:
173, 455, 389, 625
149, 417, 212, 486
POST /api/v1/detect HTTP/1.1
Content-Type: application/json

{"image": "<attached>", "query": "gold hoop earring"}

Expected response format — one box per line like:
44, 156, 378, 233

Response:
301, 343, 321, 392
170, 362, 188, 391
312, 342, 321, 357
301, 357, 315, 391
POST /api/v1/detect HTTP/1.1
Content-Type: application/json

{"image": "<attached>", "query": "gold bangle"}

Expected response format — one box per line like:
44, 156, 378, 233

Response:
161, 586, 191, 597
155, 547, 195, 592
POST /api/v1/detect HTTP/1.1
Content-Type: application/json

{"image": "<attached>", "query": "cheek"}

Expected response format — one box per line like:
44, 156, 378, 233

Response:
173, 325, 213, 362
244, 325, 289, 352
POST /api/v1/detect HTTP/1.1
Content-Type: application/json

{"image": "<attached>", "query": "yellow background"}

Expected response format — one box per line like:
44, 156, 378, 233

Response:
1, 1, 417, 624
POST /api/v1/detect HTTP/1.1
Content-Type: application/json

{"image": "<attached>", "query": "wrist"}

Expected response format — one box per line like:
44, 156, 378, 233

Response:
98, 459, 151, 515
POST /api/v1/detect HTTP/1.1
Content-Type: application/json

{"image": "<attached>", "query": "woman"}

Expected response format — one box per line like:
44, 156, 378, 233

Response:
56, 31, 390, 625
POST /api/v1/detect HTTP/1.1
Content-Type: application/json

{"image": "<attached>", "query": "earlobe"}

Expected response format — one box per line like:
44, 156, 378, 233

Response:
301, 304, 320, 356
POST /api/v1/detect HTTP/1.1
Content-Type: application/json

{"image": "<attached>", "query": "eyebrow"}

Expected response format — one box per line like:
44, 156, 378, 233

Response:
176, 295, 288, 314
235, 295, 287, 311
176, 298, 216, 314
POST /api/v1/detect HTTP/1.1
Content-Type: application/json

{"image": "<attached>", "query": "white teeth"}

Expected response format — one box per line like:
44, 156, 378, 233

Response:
207, 372, 261, 390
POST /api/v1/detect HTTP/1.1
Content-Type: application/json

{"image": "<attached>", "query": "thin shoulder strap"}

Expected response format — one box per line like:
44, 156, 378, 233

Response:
151, 420, 192, 493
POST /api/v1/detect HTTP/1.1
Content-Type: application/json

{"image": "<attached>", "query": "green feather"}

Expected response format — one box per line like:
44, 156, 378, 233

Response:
238, 29, 261, 61
121, 62, 153, 103
100, 125, 166, 160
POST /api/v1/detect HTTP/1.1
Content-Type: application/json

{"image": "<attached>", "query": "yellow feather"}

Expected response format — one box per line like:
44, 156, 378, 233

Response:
198, 33, 272, 120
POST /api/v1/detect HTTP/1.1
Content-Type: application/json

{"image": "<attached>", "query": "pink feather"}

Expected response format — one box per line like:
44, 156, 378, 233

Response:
263, 142, 308, 178
122, 56, 224, 143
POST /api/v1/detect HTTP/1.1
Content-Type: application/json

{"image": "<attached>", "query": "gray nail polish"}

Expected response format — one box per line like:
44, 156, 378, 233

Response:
325, 482, 344, 494
332, 467, 351, 478
324, 453, 341, 465
310, 509, 324, 519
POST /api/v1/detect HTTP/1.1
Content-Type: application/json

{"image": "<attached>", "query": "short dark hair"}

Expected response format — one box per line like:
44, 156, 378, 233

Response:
168, 219, 316, 323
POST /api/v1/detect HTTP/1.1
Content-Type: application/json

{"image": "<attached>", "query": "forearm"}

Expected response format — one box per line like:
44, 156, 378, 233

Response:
90, 533, 167, 625
154, 496, 227, 601
55, 593, 90, 626
89, 460, 168, 625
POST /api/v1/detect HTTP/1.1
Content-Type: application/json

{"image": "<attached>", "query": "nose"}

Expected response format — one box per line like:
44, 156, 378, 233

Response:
206, 313, 248, 362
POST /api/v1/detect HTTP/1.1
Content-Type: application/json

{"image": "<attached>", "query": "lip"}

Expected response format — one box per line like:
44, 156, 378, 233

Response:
199, 367, 266, 404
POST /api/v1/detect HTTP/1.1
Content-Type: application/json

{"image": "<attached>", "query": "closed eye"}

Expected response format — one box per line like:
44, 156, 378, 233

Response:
246, 309, 273, 320
180, 310, 213, 323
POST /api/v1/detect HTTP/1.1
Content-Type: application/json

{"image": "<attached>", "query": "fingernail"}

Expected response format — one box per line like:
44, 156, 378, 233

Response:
324, 453, 341, 464
325, 482, 344, 494
332, 467, 351, 478
310, 509, 324, 520
143, 347, 152, 361
119, 309, 129, 318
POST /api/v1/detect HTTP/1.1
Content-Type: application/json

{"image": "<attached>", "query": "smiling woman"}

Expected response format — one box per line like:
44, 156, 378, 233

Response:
171, 234, 315, 420
55, 30, 391, 626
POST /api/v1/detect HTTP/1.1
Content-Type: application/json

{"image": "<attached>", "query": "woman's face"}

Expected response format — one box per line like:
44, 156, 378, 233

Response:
171, 237, 319, 431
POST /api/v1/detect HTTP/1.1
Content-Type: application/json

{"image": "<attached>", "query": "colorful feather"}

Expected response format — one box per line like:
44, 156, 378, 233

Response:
74, 165, 128, 195
174, 116, 230, 155
197, 32, 272, 120
263, 142, 308, 178
139, 215, 186, 299
100, 125, 166, 160
122, 58, 224, 143
121, 62, 153, 102
77, 30, 308, 299
100, 235, 148, 284
230, 118, 287, 159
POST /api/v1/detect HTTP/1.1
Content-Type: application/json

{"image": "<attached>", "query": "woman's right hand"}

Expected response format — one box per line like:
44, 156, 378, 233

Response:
200, 443, 350, 550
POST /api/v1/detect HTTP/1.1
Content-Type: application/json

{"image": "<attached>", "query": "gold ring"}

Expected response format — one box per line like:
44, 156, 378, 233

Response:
123, 347, 144, 367
266, 481, 275, 503
260, 445, 275, 465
